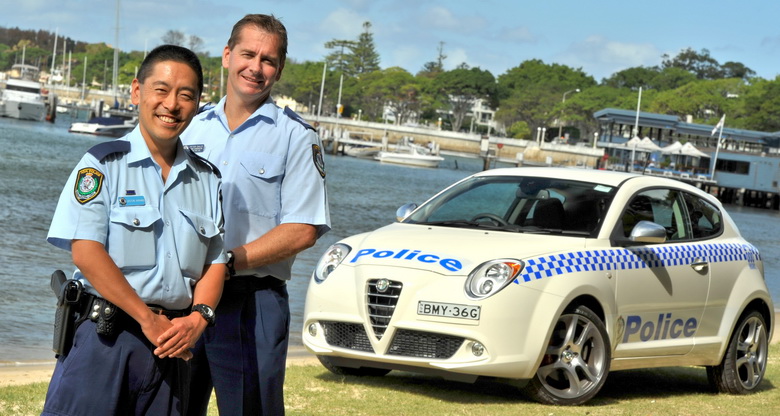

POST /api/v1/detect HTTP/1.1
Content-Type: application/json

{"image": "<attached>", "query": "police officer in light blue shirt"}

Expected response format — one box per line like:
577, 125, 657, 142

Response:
42, 45, 226, 416
181, 14, 330, 416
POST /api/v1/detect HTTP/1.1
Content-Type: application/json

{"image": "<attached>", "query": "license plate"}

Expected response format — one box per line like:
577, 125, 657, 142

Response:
417, 301, 480, 320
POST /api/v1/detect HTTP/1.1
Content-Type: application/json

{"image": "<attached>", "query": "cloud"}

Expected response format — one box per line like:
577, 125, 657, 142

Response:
319, 8, 368, 39
556, 35, 661, 79
497, 26, 536, 44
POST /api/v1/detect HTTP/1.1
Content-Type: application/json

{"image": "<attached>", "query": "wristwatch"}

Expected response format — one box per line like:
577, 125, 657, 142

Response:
226, 250, 236, 277
192, 304, 215, 327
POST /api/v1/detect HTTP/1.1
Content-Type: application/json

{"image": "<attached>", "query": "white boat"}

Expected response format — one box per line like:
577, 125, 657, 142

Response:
0, 64, 47, 121
375, 138, 444, 168
69, 112, 137, 138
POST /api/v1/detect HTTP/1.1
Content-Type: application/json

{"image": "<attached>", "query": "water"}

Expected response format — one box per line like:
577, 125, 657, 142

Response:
1, 114, 778, 363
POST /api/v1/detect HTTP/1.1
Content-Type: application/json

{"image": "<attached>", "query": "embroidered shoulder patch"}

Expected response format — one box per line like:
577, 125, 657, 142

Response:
74, 168, 104, 204
312, 144, 326, 178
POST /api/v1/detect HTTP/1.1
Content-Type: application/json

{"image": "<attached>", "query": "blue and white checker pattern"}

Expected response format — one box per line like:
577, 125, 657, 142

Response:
515, 242, 761, 283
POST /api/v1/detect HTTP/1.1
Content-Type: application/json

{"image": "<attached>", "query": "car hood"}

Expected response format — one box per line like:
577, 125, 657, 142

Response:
339, 222, 588, 276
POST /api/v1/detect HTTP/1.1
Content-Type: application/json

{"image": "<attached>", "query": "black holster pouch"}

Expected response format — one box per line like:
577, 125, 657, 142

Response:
51, 270, 84, 357
88, 297, 120, 337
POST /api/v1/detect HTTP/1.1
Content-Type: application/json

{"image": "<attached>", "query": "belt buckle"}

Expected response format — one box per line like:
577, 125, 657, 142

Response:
148, 306, 166, 315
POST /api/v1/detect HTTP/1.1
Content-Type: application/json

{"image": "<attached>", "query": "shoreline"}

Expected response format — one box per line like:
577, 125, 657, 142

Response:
3, 312, 778, 387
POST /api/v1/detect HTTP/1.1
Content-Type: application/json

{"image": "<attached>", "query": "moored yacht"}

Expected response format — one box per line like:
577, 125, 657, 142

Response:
0, 64, 47, 121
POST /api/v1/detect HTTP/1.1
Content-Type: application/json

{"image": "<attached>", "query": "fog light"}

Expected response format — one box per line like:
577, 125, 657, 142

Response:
471, 341, 485, 357
308, 323, 318, 337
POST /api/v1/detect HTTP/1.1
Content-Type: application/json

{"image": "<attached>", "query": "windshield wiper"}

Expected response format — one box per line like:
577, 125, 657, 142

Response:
418, 220, 518, 232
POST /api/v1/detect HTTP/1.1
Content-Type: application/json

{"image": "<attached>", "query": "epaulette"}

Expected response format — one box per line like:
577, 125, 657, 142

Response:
283, 106, 315, 131
185, 147, 222, 178
198, 102, 215, 115
87, 140, 131, 161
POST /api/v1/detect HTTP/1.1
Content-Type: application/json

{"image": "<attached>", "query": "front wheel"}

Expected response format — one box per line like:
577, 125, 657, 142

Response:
707, 310, 769, 394
523, 305, 611, 405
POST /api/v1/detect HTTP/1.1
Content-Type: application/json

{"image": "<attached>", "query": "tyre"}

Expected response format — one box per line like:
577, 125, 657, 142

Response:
523, 305, 611, 405
707, 310, 769, 394
317, 355, 391, 377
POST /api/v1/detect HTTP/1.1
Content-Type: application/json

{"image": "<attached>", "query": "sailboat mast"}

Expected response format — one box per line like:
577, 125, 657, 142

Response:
112, 0, 120, 105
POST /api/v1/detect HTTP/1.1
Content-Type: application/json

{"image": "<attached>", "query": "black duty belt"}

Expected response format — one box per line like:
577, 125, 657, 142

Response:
84, 293, 189, 320
225, 275, 286, 292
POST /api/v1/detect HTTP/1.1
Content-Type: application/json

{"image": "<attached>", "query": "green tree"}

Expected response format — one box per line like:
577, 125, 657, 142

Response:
496, 59, 596, 139
738, 77, 780, 131
355, 67, 421, 124
324, 21, 380, 78
417, 41, 446, 78
434, 65, 496, 131
648, 78, 747, 121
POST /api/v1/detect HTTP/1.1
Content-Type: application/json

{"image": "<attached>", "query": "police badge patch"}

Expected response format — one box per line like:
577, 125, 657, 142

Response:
74, 168, 104, 204
312, 144, 326, 178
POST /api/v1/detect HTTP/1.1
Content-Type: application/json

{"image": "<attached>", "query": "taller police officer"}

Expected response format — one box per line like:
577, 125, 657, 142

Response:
182, 14, 330, 416
42, 45, 226, 416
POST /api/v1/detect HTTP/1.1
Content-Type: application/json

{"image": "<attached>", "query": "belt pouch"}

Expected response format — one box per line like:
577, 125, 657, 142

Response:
91, 298, 120, 337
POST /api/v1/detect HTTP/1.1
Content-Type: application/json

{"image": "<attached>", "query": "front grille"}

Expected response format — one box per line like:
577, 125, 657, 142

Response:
367, 279, 402, 339
320, 321, 374, 353
387, 329, 465, 359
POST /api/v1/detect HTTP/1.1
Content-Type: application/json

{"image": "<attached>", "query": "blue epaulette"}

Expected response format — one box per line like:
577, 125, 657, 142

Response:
185, 147, 222, 178
87, 140, 131, 161
283, 106, 315, 131
198, 102, 215, 115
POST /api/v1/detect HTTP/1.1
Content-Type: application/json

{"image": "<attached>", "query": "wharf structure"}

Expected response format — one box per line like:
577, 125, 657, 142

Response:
594, 108, 780, 209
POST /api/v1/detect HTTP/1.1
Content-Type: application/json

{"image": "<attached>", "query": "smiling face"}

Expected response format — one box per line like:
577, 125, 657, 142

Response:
131, 60, 199, 152
222, 25, 285, 107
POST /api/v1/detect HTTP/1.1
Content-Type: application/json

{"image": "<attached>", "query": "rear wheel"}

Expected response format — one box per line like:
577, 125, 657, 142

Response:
317, 355, 391, 377
707, 310, 768, 394
523, 305, 610, 405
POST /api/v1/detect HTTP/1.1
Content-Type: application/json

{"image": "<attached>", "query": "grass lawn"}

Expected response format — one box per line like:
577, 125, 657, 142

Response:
2, 344, 778, 415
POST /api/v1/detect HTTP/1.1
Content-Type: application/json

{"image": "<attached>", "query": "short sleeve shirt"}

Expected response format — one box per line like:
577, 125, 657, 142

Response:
47, 127, 225, 310
181, 97, 330, 280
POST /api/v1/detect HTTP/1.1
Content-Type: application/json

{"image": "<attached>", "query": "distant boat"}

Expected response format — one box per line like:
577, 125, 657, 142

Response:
0, 64, 47, 121
69, 110, 137, 138
375, 137, 444, 168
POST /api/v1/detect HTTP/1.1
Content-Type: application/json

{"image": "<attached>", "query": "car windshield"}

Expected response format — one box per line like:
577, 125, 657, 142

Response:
404, 175, 616, 236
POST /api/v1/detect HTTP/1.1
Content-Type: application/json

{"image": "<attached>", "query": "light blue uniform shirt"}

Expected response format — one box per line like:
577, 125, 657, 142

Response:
47, 127, 225, 310
182, 97, 330, 280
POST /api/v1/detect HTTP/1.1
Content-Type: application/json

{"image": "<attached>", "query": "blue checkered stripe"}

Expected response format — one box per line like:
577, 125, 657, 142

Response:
515, 242, 760, 283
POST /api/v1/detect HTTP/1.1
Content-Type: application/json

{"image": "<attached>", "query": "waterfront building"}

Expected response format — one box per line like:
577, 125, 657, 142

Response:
594, 108, 780, 208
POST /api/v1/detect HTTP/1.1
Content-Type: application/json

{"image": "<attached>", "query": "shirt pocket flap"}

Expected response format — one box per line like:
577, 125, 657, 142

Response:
239, 154, 284, 179
110, 206, 161, 228
179, 209, 220, 238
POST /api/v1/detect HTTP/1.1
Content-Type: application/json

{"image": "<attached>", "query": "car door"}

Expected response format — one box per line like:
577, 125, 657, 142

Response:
612, 188, 710, 358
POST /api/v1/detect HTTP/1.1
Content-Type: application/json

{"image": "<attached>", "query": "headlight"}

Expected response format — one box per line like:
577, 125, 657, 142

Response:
465, 259, 524, 299
313, 243, 351, 283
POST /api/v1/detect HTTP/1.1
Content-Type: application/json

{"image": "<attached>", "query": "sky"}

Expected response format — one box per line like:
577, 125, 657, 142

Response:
2, 0, 780, 82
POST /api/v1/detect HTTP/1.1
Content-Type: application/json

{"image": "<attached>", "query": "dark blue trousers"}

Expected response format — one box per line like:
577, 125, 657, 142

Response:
41, 318, 188, 416
186, 280, 290, 416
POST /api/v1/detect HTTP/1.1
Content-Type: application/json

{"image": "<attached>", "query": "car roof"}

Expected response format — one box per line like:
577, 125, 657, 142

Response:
471, 167, 723, 208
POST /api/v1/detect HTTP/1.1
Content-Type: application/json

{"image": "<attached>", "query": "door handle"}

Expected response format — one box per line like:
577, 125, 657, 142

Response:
691, 257, 708, 272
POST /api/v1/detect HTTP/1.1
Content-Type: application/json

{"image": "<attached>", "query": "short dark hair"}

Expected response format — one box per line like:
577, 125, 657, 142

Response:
227, 14, 288, 64
137, 44, 203, 94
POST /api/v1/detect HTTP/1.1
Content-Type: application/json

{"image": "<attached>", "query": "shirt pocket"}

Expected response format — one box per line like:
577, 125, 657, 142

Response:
236, 153, 284, 218
177, 209, 220, 277
108, 206, 161, 269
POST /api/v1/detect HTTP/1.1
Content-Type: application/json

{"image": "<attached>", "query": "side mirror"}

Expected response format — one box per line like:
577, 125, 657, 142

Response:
396, 203, 418, 222
629, 220, 667, 244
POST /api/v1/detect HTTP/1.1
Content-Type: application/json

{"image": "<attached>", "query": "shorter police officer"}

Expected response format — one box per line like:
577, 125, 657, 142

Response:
42, 45, 226, 416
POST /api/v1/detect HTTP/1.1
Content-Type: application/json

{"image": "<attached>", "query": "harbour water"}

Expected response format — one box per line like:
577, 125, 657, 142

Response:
1, 114, 778, 363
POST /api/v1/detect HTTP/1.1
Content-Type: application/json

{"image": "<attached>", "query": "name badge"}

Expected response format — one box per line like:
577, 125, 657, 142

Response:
119, 195, 146, 206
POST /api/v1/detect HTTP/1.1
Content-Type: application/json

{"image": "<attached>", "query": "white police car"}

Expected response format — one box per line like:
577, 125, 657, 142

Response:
302, 167, 774, 405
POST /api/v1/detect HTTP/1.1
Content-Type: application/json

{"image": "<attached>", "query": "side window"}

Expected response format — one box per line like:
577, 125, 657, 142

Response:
622, 189, 687, 240
683, 193, 722, 239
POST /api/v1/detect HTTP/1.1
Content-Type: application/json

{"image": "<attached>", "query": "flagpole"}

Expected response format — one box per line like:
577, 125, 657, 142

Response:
710, 115, 725, 179
630, 87, 642, 170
